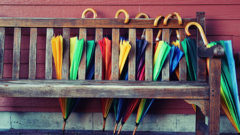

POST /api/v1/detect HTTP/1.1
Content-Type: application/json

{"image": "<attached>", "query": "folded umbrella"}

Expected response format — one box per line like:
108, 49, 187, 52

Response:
99, 37, 113, 131
86, 40, 95, 80
60, 36, 84, 131
185, 22, 240, 132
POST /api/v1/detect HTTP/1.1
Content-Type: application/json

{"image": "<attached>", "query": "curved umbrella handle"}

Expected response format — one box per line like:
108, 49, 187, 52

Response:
82, 8, 97, 18
163, 12, 182, 26
185, 22, 208, 45
154, 15, 164, 27
115, 9, 130, 24
135, 12, 149, 19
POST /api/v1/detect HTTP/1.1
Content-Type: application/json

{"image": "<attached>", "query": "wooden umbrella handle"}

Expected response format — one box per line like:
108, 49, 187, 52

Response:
82, 8, 97, 18
163, 12, 182, 26
185, 22, 209, 45
115, 9, 130, 24
135, 12, 149, 19
154, 15, 164, 27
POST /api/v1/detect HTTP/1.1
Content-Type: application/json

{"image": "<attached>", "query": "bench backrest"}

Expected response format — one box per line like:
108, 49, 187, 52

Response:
0, 12, 206, 82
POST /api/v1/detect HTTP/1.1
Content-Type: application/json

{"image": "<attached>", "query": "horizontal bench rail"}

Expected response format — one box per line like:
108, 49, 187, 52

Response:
0, 80, 209, 99
0, 17, 195, 28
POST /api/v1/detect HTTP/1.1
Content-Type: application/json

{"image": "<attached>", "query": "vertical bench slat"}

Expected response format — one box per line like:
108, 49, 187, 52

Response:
95, 28, 103, 80
62, 28, 70, 80
145, 28, 153, 81
161, 29, 170, 81
0, 28, 5, 79
111, 28, 120, 80
78, 28, 86, 80
28, 28, 37, 79
12, 28, 21, 79
128, 28, 136, 80
197, 12, 206, 81
179, 29, 187, 81
45, 28, 53, 79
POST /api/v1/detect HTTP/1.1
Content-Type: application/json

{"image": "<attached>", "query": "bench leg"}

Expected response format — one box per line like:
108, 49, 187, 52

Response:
208, 58, 221, 135
196, 106, 206, 135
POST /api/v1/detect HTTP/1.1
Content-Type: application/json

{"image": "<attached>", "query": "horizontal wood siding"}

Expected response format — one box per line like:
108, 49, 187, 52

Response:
0, 0, 239, 113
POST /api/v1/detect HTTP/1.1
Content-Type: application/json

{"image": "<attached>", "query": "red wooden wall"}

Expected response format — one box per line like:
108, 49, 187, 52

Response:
0, 0, 240, 114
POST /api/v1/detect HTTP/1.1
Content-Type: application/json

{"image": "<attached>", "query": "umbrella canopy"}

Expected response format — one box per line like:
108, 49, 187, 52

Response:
58, 36, 84, 131
86, 40, 95, 80
98, 37, 113, 131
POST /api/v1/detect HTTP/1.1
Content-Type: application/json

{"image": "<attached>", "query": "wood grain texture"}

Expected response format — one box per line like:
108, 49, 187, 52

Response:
197, 12, 207, 81
208, 58, 221, 135
45, 28, 53, 80
12, 28, 21, 80
0, 18, 195, 28
111, 28, 119, 80
28, 28, 37, 79
94, 28, 103, 80
0, 80, 209, 99
161, 29, 170, 81
145, 29, 153, 81
179, 29, 187, 81
0, 28, 5, 79
78, 28, 86, 80
62, 28, 70, 80
128, 28, 136, 80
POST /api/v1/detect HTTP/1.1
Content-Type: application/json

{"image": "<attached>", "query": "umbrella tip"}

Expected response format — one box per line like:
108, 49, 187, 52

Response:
62, 120, 66, 134
132, 125, 138, 135
113, 123, 118, 134
102, 118, 106, 132
117, 124, 123, 135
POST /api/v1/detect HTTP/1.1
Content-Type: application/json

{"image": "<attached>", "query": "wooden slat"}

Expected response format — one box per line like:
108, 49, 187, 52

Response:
12, 28, 21, 80
208, 58, 221, 134
62, 28, 70, 80
94, 28, 103, 80
179, 29, 187, 81
78, 28, 86, 80
45, 28, 53, 79
161, 29, 170, 81
0, 80, 209, 99
0, 18, 195, 28
145, 29, 153, 81
128, 28, 136, 80
197, 12, 207, 81
0, 28, 5, 79
28, 28, 37, 79
111, 28, 119, 80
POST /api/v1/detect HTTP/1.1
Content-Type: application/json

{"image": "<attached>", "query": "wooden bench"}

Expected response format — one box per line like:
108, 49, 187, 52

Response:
0, 11, 223, 135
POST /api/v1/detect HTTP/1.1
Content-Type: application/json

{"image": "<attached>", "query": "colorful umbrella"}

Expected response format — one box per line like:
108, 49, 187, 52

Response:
99, 37, 113, 131
60, 36, 84, 131
113, 39, 131, 134
86, 40, 95, 80
185, 22, 240, 132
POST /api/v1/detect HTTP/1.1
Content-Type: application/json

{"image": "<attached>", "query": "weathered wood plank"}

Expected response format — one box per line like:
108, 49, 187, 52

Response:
179, 29, 187, 81
161, 29, 170, 81
12, 28, 21, 80
128, 28, 136, 80
208, 58, 221, 135
78, 28, 86, 80
145, 29, 153, 81
197, 12, 207, 81
62, 28, 70, 80
28, 28, 37, 79
95, 28, 103, 80
0, 28, 5, 79
0, 18, 195, 28
45, 28, 53, 79
0, 80, 209, 99
111, 28, 119, 80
